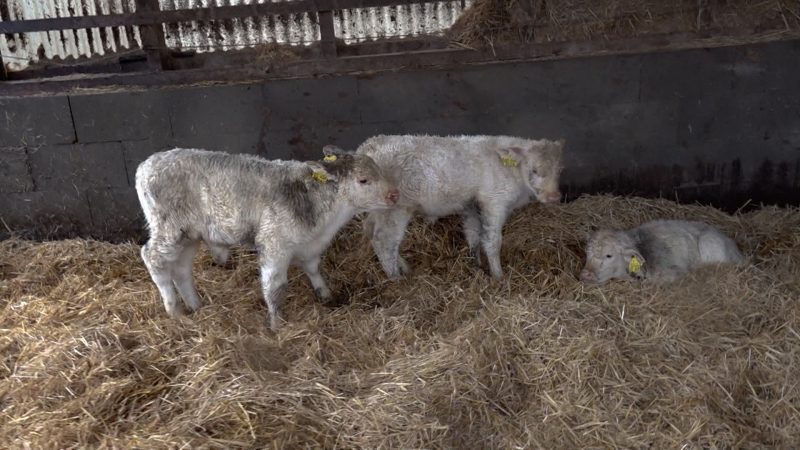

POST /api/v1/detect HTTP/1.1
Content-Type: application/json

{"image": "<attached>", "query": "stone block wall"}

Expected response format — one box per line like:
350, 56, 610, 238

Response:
1, 39, 798, 240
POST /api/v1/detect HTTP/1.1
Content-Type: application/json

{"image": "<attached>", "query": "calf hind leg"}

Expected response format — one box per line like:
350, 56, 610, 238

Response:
258, 254, 291, 330
698, 232, 745, 264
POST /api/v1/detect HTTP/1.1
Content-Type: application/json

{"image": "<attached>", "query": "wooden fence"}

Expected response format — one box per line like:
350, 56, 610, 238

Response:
0, 0, 440, 80
1, 0, 797, 94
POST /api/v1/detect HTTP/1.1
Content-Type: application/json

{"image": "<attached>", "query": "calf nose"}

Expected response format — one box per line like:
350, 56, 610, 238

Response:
385, 188, 399, 205
545, 191, 561, 203
579, 269, 595, 282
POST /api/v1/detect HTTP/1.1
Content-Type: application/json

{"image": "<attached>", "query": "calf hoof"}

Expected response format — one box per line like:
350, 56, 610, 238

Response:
269, 316, 285, 331
182, 299, 203, 313
467, 249, 482, 268
165, 303, 189, 318
314, 287, 332, 302
211, 258, 235, 270
387, 271, 407, 281
397, 258, 412, 277
322, 292, 350, 308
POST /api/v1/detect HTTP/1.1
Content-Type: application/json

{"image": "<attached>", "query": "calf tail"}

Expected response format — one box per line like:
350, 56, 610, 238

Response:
134, 156, 162, 232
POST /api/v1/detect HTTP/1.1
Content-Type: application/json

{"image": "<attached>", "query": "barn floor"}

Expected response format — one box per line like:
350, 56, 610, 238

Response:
1, 195, 799, 448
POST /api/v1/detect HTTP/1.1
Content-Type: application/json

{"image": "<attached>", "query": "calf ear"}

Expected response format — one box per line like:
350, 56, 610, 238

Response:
584, 225, 599, 241
322, 145, 354, 158
306, 161, 339, 183
495, 146, 524, 167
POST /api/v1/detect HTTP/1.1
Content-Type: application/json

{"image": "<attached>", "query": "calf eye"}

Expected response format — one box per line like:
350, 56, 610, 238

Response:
605, 254, 612, 258
358, 178, 370, 185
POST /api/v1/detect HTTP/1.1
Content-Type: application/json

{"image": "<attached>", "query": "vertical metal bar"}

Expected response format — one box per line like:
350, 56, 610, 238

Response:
135, 0, 170, 70
318, 10, 337, 58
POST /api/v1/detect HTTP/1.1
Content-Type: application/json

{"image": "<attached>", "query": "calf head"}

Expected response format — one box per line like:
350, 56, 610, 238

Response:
308, 145, 398, 211
580, 229, 646, 284
496, 139, 564, 204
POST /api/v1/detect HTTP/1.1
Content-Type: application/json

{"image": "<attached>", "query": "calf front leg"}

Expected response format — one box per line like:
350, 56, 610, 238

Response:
141, 236, 184, 317
301, 254, 331, 301
462, 208, 482, 266
258, 253, 291, 330
478, 204, 509, 279
369, 208, 413, 279
172, 240, 203, 312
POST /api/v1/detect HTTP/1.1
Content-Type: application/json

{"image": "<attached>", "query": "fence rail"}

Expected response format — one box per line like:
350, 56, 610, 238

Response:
1, 0, 797, 86
0, 0, 432, 34
0, 0, 450, 79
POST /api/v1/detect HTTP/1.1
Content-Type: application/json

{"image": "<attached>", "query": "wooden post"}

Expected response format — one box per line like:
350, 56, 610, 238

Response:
0, 52, 7, 80
134, 0, 170, 70
318, 10, 337, 58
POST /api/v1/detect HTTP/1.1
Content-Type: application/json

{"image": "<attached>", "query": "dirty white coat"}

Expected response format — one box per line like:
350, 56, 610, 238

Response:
357, 134, 564, 279
136, 147, 398, 329
580, 219, 745, 284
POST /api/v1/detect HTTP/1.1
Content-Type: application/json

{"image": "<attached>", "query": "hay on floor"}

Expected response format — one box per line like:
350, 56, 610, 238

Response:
448, 0, 800, 48
1, 195, 799, 448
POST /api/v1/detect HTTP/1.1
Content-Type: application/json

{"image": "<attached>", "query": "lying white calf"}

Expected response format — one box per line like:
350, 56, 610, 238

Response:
358, 134, 564, 279
580, 219, 744, 284
136, 146, 398, 329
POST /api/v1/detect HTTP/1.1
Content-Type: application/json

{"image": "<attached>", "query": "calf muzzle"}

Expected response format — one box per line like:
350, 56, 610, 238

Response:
385, 188, 400, 205
544, 191, 562, 204
579, 268, 596, 282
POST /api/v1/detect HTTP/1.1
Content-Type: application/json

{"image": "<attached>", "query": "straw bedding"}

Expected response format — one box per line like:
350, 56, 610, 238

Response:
448, 0, 800, 48
1, 195, 799, 448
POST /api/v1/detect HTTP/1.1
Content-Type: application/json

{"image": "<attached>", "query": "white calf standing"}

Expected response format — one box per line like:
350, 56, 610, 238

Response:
357, 134, 564, 279
136, 146, 398, 329
580, 219, 745, 284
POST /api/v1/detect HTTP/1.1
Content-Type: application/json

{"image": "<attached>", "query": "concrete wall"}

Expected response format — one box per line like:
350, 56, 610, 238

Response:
1, 39, 799, 241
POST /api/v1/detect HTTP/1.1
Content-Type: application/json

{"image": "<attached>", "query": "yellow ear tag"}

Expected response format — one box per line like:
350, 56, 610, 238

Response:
500, 155, 519, 167
628, 255, 642, 274
311, 171, 328, 183
323, 155, 337, 162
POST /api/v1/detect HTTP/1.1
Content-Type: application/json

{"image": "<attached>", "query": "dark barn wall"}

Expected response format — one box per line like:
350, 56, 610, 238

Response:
1, 39, 799, 240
